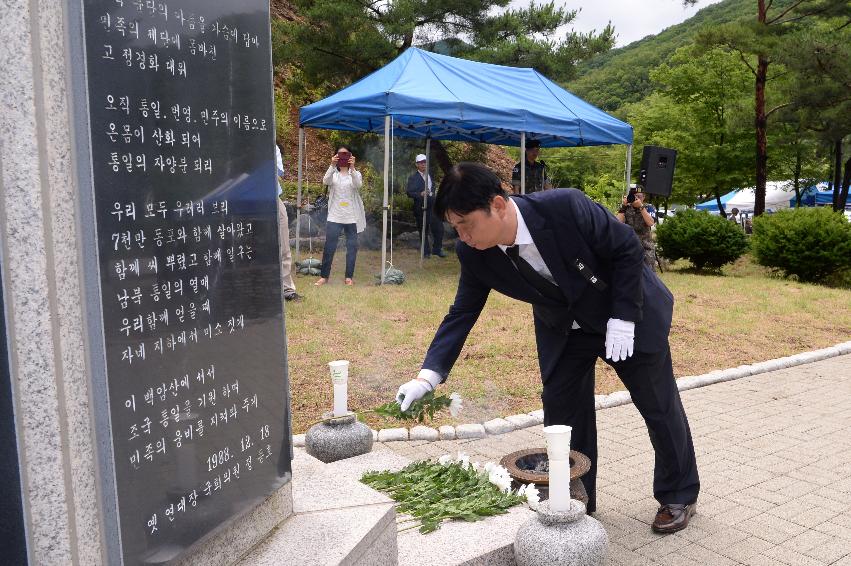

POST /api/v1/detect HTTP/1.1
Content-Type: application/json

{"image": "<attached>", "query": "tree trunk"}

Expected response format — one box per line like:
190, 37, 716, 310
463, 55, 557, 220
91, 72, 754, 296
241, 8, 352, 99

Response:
715, 188, 727, 218
833, 140, 843, 210
430, 140, 454, 175
826, 143, 835, 192
839, 155, 851, 213
754, 55, 769, 216
754, 0, 769, 216
793, 141, 802, 207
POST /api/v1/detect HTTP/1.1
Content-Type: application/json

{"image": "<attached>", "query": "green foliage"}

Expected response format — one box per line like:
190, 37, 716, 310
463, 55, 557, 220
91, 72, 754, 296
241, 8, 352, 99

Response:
582, 173, 625, 212
373, 391, 452, 424
543, 145, 629, 208
275, 0, 614, 98
274, 88, 292, 143
656, 209, 749, 270
750, 207, 851, 283
631, 46, 753, 206
361, 460, 523, 533
568, 0, 764, 110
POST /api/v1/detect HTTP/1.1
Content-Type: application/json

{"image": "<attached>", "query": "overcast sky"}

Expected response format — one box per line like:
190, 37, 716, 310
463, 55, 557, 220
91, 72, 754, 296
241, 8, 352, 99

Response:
516, 0, 725, 47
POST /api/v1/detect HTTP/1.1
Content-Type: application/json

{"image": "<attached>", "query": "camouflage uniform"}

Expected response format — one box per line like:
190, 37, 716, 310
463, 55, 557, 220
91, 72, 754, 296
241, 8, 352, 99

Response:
619, 204, 657, 268
511, 159, 548, 193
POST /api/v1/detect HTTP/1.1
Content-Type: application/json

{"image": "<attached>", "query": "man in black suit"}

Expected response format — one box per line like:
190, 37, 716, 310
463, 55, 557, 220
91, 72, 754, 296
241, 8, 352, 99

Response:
406, 154, 445, 258
396, 163, 699, 533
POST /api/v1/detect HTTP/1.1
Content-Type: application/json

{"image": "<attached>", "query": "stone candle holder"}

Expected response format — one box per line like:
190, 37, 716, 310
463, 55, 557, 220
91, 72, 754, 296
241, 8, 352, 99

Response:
514, 500, 608, 566
304, 411, 373, 463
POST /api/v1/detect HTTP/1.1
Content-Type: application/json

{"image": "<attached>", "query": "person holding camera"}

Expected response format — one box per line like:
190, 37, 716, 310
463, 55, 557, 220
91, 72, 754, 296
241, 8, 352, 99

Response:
617, 187, 656, 268
315, 146, 366, 286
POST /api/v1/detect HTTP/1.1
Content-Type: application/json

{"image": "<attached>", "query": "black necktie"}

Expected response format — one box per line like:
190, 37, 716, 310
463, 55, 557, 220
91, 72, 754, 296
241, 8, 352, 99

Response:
505, 245, 563, 303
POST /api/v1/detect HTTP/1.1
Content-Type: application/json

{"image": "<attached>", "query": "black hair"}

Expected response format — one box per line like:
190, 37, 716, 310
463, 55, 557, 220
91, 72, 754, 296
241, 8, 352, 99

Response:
434, 162, 508, 219
526, 139, 541, 149
336, 146, 351, 154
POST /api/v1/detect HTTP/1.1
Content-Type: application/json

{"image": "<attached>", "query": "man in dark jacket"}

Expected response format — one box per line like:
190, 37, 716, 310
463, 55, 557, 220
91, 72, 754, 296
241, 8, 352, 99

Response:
395, 163, 699, 533
406, 154, 445, 257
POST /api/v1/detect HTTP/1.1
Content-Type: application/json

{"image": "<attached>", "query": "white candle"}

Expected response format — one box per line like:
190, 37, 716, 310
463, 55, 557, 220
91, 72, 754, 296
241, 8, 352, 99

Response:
328, 360, 349, 417
543, 425, 572, 512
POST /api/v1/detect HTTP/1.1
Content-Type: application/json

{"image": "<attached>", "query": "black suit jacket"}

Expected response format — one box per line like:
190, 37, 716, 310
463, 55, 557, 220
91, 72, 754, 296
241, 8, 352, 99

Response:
422, 189, 674, 381
406, 171, 434, 212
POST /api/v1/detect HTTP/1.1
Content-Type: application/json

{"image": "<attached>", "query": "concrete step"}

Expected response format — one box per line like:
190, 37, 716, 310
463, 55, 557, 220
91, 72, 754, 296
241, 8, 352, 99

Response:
237, 449, 397, 566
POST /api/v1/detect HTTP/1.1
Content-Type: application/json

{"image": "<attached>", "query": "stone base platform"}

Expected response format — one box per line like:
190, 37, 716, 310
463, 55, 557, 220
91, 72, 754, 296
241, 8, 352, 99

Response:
241, 444, 536, 566
237, 449, 398, 566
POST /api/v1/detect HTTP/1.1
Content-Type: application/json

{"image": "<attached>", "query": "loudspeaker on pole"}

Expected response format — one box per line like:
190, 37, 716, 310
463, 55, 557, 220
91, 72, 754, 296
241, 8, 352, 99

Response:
638, 146, 677, 197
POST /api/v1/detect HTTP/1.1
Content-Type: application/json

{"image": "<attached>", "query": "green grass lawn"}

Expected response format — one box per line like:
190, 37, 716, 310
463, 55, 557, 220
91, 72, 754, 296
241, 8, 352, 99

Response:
285, 247, 851, 434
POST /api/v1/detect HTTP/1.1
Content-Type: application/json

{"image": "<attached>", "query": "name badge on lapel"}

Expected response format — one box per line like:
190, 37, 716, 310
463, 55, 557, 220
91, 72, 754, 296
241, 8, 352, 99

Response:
574, 259, 608, 291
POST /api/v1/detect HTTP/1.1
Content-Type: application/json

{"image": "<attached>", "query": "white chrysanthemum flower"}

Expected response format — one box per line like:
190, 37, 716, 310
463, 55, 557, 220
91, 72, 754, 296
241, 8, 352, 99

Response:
438, 454, 453, 466
487, 463, 513, 493
523, 483, 540, 510
456, 452, 471, 470
483, 461, 498, 475
471, 461, 482, 473
448, 392, 463, 418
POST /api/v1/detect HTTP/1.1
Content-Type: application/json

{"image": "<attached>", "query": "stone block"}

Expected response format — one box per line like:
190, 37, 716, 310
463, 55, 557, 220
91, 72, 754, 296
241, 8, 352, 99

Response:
397, 505, 535, 566
483, 418, 516, 435
377, 428, 409, 442
505, 414, 538, 429
455, 424, 486, 439
594, 395, 607, 409
527, 409, 545, 424
676, 376, 703, 392
290, 450, 391, 513
409, 426, 439, 442
238, 501, 396, 566
438, 425, 456, 440
600, 391, 632, 409
324, 445, 411, 479
735, 364, 756, 376
292, 433, 305, 447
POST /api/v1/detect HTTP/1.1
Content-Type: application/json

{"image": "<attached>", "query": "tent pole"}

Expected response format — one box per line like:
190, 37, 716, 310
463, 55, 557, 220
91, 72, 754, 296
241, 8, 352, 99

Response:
296, 127, 304, 263
420, 138, 431, 267
624, 144, 633, 194
520, 132, 526, 195
381, 116, 390, 285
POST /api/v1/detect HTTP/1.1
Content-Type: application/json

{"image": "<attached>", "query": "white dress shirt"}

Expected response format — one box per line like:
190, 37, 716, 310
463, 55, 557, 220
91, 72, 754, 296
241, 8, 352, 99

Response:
417, 199, 577, 386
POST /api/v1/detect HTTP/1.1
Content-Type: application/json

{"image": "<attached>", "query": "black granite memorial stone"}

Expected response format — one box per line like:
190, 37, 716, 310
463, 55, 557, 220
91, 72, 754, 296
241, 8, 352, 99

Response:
0, 256, 28, 565
73, 1, 289, 564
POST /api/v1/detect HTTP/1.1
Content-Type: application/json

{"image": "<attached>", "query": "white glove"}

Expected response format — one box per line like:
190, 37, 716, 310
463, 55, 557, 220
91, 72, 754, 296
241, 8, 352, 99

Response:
395, 371, 442, 411
605, 318, 635, 362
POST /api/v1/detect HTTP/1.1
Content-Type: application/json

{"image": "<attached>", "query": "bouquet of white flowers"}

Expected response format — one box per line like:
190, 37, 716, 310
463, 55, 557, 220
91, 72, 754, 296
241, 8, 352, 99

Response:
362, 451, 539, 533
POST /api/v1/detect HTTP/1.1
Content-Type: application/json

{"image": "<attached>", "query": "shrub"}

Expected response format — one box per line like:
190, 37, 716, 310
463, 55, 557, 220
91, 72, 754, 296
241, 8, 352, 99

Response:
751, 207, 851, 283
656, 209, 749, 270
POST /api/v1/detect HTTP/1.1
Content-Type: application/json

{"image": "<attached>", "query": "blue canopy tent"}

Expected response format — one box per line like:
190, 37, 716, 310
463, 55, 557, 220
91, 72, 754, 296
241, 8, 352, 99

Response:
815, 190, 851, 207
695, 190, 737, 213
296, 47, 634, 281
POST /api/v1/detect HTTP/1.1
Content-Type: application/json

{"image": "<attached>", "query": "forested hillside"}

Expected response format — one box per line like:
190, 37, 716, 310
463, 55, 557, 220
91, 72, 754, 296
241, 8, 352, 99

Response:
567, 0, 769, 111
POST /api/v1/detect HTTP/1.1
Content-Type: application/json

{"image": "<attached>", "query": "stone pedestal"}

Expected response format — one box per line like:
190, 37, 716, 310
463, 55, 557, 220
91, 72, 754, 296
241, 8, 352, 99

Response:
0, 2, 294, 564
305, 412, 374, 463
514, 500, 608, 566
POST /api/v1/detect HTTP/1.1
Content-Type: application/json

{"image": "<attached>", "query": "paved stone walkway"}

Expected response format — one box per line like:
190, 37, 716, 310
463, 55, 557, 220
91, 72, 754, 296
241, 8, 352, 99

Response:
380, 354, 851, 565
